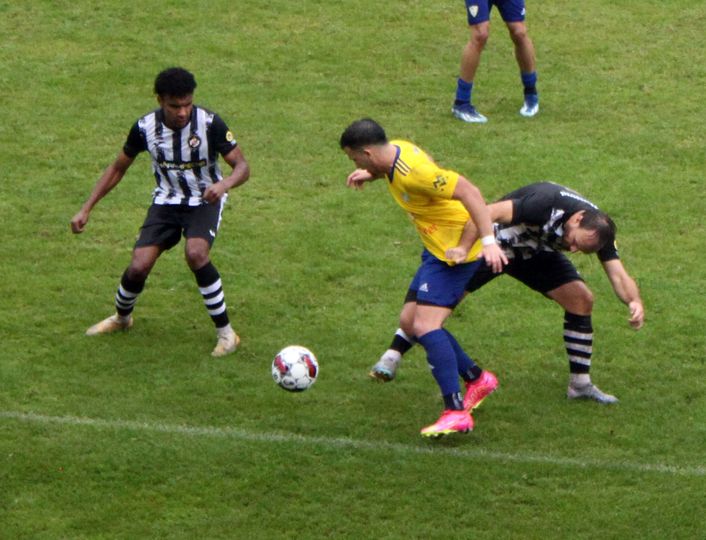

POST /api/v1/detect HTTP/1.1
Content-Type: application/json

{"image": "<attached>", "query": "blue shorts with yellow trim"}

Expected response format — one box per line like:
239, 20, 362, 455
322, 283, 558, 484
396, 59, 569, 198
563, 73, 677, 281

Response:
405, 249, 481, 308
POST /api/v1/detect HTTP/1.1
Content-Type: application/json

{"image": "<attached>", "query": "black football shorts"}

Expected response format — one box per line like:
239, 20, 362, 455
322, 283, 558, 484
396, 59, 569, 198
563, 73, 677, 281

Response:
134, 201, 224, 250
466, 250, 584, 295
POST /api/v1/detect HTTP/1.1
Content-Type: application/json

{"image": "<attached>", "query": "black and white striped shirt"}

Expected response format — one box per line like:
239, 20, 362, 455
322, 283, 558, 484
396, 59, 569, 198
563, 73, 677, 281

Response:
496, 182, 620, 262
123, 106, 238, 206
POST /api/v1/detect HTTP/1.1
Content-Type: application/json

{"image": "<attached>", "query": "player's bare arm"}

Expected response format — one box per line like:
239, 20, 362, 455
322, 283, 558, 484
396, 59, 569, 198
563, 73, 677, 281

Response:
488, 199, 513, 224
452, 178, 507, 272
601, 259, 645, 330
70, 151, 135, 233
446, 199, 515, 263
203, 146, 250, 204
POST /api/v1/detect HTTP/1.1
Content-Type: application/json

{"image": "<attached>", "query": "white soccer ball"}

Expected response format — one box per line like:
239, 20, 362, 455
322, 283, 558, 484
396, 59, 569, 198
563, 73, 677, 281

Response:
272, 345, 319, 392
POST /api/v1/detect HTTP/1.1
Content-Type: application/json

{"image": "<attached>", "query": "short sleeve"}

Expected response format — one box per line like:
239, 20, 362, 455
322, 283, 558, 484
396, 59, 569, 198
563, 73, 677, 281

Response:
597, 241, 620, 262
510, 191, 553, 225
122, 122, 147, 158
209, 113, 238, 156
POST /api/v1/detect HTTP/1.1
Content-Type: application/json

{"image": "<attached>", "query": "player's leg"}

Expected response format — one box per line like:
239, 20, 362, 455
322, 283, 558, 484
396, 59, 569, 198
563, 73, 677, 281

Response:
453, 1, 491, 123
415, 303, 474, 437
413, 255, 483, 437
369, 300, 416, 381
371, 260, 502, 382
184, 202, 239, 357
546, 281, 618, 404
86, 205, 174, 336
499, 0, 539, 116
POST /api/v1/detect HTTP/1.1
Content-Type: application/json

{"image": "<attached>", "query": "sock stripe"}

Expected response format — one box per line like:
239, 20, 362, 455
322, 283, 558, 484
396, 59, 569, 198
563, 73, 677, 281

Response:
199, 279, 223, 296
564, 329, 593, 340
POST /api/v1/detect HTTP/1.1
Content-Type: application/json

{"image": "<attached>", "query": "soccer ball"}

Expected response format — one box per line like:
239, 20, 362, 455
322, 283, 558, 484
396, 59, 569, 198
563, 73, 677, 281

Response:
272, 345, 319, 392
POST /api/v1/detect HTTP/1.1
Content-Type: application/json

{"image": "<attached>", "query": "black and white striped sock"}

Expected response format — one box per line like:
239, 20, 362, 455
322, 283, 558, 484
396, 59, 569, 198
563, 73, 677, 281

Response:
564, 312, 593, 386
194, 262, 230, 329
115, 271, 145, 317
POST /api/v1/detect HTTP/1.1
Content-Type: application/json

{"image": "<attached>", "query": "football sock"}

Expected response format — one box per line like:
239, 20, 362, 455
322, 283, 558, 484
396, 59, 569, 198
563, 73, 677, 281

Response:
564, 312, 592, 378
418, 329, 462, 399
115, 270, 145, 317
443, 392, 465, 411
455, 78, 473, 105
521, 71, 538, 95
442, 329, 482, 382
193, 262, 230, 329
390, 328, 415, 355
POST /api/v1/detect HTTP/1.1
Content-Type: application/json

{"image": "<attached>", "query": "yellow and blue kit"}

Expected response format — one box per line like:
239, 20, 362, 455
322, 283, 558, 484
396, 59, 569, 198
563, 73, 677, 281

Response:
386, 140, 482, 265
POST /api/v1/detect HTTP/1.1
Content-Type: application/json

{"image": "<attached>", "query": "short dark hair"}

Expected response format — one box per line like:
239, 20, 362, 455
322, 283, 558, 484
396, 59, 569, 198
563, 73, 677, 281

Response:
154, 67, 197, 97
579, 209, 617, 250
339, 118, 388, 150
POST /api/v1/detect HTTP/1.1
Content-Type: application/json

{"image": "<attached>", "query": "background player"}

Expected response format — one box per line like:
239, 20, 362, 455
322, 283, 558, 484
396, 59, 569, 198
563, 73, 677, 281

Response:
452, 0, 539, 123
70, 67, 250, 357
340, 118, 507, 437
371, 182, 644, 404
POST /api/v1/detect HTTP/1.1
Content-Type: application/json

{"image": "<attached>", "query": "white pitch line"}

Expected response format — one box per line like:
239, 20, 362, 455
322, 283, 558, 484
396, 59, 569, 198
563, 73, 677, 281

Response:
2, 410, 703, 478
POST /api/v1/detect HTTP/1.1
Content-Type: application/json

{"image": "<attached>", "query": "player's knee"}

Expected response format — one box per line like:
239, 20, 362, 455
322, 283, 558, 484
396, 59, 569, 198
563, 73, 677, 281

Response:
185, 248, 209, 270
400, 319, 415, 338
471, 31, 489, 48
412, 319, 437, 339
576, 288, 594, 313
508, 25, 528, 45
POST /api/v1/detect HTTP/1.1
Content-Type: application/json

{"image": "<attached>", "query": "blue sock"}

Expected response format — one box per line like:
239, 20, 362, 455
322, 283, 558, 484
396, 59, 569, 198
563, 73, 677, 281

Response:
521, 71, 537, 95
442, 329, 482, 382
418, 329, 461, 396
455, 78, 473, 105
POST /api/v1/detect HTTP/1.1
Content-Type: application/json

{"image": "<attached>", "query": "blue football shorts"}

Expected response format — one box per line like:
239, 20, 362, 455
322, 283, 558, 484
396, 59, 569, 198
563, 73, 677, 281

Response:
405, 249, 482, 308
464, 0, 526, 25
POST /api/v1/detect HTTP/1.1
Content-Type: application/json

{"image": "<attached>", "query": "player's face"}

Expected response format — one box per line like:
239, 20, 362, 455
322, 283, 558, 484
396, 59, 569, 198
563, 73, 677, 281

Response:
344, 147, 378, 175
563, 224, 601, 254
158, 94, 193, 130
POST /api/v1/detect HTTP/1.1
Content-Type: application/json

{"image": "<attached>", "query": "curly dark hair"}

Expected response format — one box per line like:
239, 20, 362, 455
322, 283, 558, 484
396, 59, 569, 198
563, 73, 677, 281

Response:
154, 67, 197, 97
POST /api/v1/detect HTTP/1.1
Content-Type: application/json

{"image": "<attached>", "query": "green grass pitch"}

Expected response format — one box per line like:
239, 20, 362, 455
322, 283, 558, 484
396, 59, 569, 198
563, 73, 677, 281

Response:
0, 1, 704, 538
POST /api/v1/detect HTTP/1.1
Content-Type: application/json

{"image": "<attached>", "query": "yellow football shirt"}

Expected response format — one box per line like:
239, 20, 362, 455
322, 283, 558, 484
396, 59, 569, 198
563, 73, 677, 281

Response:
386, 140, 482, 264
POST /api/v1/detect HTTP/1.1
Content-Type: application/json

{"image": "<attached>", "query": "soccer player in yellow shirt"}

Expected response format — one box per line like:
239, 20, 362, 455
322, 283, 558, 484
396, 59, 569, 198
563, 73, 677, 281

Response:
340, 118, 507, 437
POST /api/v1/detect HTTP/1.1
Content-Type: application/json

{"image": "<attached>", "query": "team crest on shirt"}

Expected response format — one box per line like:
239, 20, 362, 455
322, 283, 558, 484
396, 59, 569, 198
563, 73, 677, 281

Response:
469, 5, 479, 17
188, 134, 202, 149
433, 175, 447, 191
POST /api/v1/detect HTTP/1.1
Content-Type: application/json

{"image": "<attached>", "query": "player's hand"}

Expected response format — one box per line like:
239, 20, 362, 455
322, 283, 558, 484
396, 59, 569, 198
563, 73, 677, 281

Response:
203, 182, 228, 204
70, 210, 89, 234
481, 243, 508, 273
628, 300, 644, 330
445, 246, 469, 264
346, 169, 374, 190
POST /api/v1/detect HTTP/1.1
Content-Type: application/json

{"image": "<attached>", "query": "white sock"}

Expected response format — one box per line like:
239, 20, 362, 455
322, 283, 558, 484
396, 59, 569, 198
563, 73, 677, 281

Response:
217, 324, 233, 337
383, 349, 402, 364
570, 373, 591, 387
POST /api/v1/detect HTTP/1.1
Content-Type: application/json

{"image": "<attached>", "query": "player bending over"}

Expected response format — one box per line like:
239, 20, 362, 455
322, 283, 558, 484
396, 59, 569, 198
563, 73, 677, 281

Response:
371, 182, 645, 404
